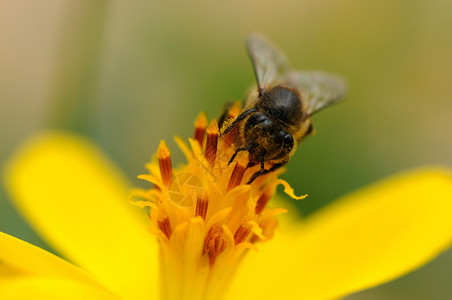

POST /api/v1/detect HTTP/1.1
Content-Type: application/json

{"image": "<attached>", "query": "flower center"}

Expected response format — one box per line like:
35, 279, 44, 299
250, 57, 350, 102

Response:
130, 102, 305, 300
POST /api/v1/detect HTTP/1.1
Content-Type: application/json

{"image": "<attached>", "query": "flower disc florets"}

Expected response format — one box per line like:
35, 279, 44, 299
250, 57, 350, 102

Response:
130, 102, 305, 299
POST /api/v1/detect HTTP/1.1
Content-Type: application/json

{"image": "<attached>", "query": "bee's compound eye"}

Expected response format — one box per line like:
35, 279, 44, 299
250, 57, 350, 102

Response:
284, 134, 294, 148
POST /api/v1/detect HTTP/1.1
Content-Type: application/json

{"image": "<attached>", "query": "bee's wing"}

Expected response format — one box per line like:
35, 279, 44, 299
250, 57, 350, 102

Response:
247, 33, 290, 90
290, 71, 347, 115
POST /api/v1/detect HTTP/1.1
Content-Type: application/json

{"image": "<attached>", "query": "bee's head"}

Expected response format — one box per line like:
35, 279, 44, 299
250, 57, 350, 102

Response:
244, 112, 294, 163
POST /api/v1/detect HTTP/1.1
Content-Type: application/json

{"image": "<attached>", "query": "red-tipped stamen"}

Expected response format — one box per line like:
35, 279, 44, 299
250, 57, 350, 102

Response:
195, 195, 209, 220
158, 217, 172, 239
255, 185, 273, 214
223, 102, 242, 147
203, 226, 226, 265
157, 140, 172, 186
234, 223, 252, 245
205, 119, 219, 168
227, 159, 247, 191
193, 111, 208, 146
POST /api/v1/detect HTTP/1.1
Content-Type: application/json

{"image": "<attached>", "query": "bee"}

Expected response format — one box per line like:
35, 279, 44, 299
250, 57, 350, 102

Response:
220, 33, 347, 183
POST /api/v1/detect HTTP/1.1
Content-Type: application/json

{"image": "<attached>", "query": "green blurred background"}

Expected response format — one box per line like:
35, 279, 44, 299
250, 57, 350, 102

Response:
1, 1, 451, 298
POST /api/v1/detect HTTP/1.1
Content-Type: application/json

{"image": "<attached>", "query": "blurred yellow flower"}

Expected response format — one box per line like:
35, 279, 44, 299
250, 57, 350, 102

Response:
1, 113, 452, 299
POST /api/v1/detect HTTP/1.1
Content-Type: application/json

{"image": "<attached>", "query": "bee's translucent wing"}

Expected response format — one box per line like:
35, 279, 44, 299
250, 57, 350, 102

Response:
290, 71, 347, 115
247, 33, 290, 90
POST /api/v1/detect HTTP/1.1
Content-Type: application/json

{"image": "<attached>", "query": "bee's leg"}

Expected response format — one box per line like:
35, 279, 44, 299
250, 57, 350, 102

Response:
264, 159, 289, 174
247, 159, 266, 184
247, 159, 289, 184
220, 108, 258, 136
228, 145, 256, 165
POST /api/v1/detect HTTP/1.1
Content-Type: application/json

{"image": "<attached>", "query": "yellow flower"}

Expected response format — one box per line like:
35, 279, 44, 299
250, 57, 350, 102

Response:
129, 111, 305, 300
2, 111, 452, 299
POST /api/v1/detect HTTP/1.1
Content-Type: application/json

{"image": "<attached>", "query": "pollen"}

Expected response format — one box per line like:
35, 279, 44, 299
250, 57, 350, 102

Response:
130, 107, 305, 299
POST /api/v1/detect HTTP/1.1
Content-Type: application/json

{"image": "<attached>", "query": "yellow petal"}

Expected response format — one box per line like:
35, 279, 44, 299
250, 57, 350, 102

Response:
0, 264, 22, 277
3, 132, 158, 300
0, 277, 117, 300
229, 168, 452, 300
0, 232, 98, 286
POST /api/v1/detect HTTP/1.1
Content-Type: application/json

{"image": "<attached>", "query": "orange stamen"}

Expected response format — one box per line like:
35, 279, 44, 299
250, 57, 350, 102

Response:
234, 223, 251, 245
204, 119, 219, 168
203, 226, 226, 265
255, 185, 273, 214
195, 195, 209, 220
157, 140, 172, 186
193, 111, 208, 146
228, 101, 242, 118
223, 101, 242, 147
227, 155, 247, 191
157, 217, 172, 240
